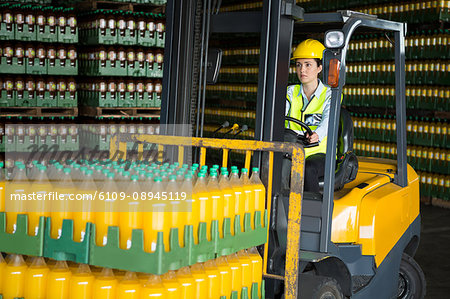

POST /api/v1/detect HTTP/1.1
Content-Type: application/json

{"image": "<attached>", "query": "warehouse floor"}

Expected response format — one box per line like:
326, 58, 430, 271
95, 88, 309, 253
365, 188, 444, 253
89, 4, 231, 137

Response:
415, 204, 450, 298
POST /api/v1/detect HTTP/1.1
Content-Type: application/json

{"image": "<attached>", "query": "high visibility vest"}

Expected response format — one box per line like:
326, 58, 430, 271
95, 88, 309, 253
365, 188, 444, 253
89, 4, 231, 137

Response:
285, 84, 329, 157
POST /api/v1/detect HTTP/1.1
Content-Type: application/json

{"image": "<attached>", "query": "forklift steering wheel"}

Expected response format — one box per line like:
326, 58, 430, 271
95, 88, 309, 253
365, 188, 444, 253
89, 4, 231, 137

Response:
284, 116, 319, 148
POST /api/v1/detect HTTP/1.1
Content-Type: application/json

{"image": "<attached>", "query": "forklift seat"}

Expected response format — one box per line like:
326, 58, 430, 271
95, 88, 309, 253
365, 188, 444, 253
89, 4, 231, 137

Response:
318, 108, 358, 191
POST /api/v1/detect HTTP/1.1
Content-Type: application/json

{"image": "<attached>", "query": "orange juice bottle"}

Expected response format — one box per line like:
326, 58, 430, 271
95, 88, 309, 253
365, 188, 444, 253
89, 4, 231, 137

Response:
51, 168, 75, 239
74, 169, 96, 242
119, 175, 143, 250
166, 175, 183, 250
204, 259, 220, 299
240, 168, 255, 229
248, 247, 263, 291
3, 254, 27, 299
141, 274, 167, 298
219, 169, 236, 235
175, 266, 195, 298
207, 171, 224, 238
6, 164, 28, 233
27, 165, 51, 236
69, 264, 94, 299
93, 268, 118, 299
216, 256, 232, 298
0, 253, 6, 293
143, 176, 166, 252
190, 263, 208, 299
117, 271, 141, 299
96, 172, 119, 246
228, 253, 243, 296
46, 260, 72, 299
230, 169, 245, 232
181, 174, 197, 244
193, 173, 212, 241
161, 270, 180, 299
0, 161, 5, 212
24, 257, 50, 299
237, 250, 253, 291
250, 167, 265, 228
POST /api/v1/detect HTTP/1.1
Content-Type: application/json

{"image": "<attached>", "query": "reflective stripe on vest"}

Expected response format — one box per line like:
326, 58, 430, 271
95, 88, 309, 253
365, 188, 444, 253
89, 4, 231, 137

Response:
285, 84, 328, 157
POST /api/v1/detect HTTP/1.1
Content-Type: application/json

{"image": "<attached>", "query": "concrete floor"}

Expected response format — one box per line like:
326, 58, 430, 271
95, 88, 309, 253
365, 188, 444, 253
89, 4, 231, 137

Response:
415, 204, 450, 298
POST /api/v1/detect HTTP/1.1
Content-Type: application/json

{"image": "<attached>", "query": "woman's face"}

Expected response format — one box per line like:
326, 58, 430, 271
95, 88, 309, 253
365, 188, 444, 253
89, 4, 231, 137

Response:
296, 58, 322, 85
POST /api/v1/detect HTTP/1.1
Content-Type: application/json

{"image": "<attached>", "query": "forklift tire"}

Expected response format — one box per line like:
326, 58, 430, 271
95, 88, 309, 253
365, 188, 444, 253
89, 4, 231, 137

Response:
397, 253, 426, 299
310, 278, 344, 299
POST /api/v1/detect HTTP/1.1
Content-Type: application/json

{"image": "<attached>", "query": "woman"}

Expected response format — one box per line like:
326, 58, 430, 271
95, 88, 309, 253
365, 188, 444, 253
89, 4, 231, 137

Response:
285, 39, 331, 192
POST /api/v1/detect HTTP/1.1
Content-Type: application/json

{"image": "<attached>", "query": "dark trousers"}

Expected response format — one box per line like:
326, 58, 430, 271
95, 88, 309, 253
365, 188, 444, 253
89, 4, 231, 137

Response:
304, 153, 326, 192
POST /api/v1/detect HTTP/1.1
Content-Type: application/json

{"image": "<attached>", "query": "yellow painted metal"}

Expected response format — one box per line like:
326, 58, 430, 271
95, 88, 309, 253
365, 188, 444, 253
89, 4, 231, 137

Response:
200, 147, 206, 167
263, 151, 274, 277
110, 134, 305, 299
138, 143, 144, 161
245, 151, 252, 170
178, 146, 184, 165
158, 145, 164, 163
109, 135, 118, 160
222, 149, 229, 168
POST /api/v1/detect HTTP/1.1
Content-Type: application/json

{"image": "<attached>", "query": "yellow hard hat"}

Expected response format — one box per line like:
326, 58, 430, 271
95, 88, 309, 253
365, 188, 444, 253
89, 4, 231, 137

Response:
291, 39, 325, 60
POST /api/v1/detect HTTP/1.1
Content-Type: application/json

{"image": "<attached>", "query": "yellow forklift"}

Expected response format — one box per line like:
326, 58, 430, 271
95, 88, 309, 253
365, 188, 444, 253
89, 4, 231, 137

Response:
157, 1, 425, 298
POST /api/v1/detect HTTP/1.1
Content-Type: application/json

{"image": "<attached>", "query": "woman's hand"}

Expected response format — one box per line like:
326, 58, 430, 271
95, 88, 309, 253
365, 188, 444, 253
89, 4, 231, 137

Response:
306, 132, 319, 143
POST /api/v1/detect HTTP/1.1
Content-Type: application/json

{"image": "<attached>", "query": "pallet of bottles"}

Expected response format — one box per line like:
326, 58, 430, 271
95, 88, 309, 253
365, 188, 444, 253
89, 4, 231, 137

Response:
0, 4, 78, 43
0, 160, 268, 275
0, 106, 78, 118
0, 252, 264, 299
417, 170, 449, 201
78, 9, 165, 47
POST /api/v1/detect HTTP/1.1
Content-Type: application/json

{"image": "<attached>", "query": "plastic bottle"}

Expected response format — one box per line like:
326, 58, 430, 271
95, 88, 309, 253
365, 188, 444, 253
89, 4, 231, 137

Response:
174, 267, 195, 298
194, 173, 212, 241
161, 270, 180, 299
228, 253, 243, 296
204, 259, 220, 299
69, 264, 94, 299
141, 274, 167, 298
207, 171, 224, 238
219, 170, 235, 235
92, 268, 118, 299
190, 263, 208, 299
6, 164, 29, 233
117, 271, 141, 299
0, 161, 6, 212
0, 254, 6, 293
230, 169, 245, 232
216, 256, 232, 298
181, 174, 198, 244
166, 174, 184, 249
51, 168, 75, 239
73, 169, 96, 242
27, 165, 51, 236
120, 175, 143, 249
46, 260, 72, 299
2, 254, 27, 299
143, 176, 167, 252
250, 167, 265, 228
248, 247, 263, 295
237, 250, 253, 291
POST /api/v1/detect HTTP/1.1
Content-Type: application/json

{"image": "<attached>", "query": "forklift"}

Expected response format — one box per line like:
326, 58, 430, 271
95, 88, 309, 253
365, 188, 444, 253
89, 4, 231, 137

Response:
159, 0, 426, 298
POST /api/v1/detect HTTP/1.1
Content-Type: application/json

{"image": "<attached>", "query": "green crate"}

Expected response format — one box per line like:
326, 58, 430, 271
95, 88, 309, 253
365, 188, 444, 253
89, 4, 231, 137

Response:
0, 23, 14, 40
58, 135, 79, 151
44, 218, 91, 264
222, 282, 265, 299
137, 30, 156, 47
89, 91, 118, 107
81, 28, 117, 45
89, 211, 267, 275
117, 29, 137, 45
15, 24, 37, 41
58, 26, 78, 43
147, 62, 163, 78
117, 92, 137, 107
156, 32, 165, 48
135, 92, 152, 107
48, 59, 78, 76
26, 58, 47, 75
0, 57, 26, 74
0, 213, 45, 257
82, 60, 127, 77
0, 135, 5, 152
153, 92, 161, 107
128, 61, 146, 77
14, 91, 36, 107
57, 91, 77, 107
36, 92, 58, 107
36, 25, 58, 42
0, 91, 13, 107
